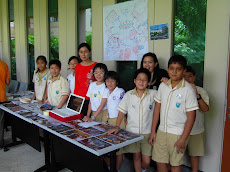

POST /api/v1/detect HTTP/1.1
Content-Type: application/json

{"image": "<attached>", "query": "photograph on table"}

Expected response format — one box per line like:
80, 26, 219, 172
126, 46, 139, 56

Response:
17, 110, 32, 115
2, 103, 18, 108
79, 137, 112, 151
48, 124, 73, 133
92, 123, 114, 132
8, 106, 27, 112
67, 129, 91, 141
114, 129, 140, 140
79, 127, 104, 136
60, 129, 77, 136
97, 134, 125, 144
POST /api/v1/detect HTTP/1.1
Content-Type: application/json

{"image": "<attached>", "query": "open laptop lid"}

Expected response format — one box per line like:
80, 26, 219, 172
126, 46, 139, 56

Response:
66, 93, 85, 114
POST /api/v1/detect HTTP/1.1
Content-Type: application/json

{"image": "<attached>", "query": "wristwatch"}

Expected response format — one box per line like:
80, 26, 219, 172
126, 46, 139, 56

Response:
197, 94, 202, 100
91, 115, 95, 120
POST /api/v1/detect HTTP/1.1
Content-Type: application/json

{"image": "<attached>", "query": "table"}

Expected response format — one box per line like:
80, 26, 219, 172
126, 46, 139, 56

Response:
0, 102, 144, 172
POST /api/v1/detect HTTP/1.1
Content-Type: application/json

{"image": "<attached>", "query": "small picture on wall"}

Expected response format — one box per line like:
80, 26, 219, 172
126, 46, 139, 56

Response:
150, 23, 169, 40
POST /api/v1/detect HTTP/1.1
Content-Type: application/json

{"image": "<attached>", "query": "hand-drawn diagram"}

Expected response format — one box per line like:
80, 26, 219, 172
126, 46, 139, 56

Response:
103, 0, 148, 61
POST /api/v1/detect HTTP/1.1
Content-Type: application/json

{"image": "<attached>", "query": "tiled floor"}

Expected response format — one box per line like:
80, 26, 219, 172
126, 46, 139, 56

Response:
0, 128, 193, 172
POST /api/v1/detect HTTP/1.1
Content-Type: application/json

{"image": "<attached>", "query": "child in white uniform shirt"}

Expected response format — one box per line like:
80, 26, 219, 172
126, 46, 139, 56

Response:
105, 71, 126, 172
108, 68, 157, 172
32, 56, 50, 103
184, 66, 209, 172
149, 55, 199, 172
45, 60, 70, 108
83, 63, 109, 123
67, 56, 81, 93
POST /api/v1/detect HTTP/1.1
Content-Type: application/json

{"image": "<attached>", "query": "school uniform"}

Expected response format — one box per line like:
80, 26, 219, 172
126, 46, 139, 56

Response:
187, 86, 209, 156
47, 74, 70, 107
67, 72, 75, 93
86, 82, 109, 123
107, 87, 126, 155
33, 68, 50, 101
152, 78, 199, 166
118, 88, 157, 156
107, 87, 126, 128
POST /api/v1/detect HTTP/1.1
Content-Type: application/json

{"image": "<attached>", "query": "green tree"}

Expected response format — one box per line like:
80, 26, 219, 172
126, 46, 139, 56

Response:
174, 0, 207, 86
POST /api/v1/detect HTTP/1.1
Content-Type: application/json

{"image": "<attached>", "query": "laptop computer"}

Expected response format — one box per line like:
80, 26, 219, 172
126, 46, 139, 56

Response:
49, 93, 85, 121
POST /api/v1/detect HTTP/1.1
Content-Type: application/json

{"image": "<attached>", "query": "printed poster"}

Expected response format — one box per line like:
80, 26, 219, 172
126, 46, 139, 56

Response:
103, 0, 148, 61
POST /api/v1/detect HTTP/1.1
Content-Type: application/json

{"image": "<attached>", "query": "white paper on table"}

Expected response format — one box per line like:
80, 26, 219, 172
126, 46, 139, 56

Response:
78, 121, 100, 128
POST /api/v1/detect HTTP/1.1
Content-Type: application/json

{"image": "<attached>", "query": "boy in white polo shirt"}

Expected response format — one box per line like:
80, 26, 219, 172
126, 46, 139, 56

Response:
45, 60, 70, 108
108, 68, 157, 172
184, 66, 209, 172
149, 55, 199, 172
105, 71, 126, 171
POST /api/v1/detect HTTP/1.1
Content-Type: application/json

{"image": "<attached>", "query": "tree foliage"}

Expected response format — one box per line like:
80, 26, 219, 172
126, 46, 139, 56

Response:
174, 0, 207, 64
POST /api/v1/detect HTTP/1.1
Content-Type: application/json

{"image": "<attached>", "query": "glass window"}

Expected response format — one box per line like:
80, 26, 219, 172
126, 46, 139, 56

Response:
48, 0, 59, 60
174, 0, 207, 86
85, 8, 92, 48
27, 0, 34, 90
9, 0, 16, 79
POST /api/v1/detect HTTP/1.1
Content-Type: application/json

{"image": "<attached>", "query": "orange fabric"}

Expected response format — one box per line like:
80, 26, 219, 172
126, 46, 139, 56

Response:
0, 60, 10, 102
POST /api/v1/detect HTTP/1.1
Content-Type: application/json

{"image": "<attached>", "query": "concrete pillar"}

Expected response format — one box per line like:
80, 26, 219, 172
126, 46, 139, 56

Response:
1, 0, 11, 73
14, 0, 28, 82
59, 0, 78, 77
33, 0, 49, 61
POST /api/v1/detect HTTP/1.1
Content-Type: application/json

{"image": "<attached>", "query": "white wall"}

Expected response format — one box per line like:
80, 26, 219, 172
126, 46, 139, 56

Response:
199, 0, 230, 171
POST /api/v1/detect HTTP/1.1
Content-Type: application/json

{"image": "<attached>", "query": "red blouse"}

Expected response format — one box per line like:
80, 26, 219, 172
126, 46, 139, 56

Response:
74, 62, 97, 100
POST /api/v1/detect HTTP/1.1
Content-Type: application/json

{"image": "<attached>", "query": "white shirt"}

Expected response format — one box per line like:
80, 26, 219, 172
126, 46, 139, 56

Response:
118, 88, 157, 135
107, 87, 125, 119
33, 69, 50, 101
190, 86, 209, 135
155, 78, 199, 135
86, 82, 109, 111
67, 73, 75, 93
47, 75, 70, 107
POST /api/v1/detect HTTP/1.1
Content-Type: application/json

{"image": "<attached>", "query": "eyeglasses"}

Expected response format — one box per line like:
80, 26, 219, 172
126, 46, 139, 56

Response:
69, 63, 78, 66
79, 51, 89, 54
93, 72, 105, 75
136, 78, 148, 83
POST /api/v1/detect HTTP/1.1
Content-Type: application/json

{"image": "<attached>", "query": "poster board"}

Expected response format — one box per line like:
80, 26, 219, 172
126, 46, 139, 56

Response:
103, 0, 148, 61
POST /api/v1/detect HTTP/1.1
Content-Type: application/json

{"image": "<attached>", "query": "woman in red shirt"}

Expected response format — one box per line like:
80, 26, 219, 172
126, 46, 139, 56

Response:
74, 43, 97, 117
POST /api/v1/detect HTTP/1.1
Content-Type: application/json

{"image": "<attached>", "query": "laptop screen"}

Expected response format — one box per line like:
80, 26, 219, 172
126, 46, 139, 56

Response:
66, 94, 85, 113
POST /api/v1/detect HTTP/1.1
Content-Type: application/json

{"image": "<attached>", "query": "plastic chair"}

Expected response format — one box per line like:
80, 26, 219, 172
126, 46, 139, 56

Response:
18, 82, 28, 92
8, 80, 19, 93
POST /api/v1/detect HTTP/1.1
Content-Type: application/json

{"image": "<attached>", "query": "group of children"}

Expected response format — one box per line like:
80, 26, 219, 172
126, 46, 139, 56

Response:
32, 54, 209, 172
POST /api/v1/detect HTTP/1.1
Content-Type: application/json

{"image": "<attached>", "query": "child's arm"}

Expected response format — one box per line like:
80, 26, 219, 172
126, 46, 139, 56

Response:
40, 86, 48, 104
190, 84, 209, 112
174, 110, 196, 154
32, 92, 36, 100
56, 95, 69, 109
92, 98, 107, 118
197, 96, 209, 112
82, 101, 92, 122
107, 111, 125, 134
149, 102, 161, 145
